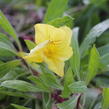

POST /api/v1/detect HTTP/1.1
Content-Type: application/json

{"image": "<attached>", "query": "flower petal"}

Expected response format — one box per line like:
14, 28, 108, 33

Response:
59, 26, 72, 46
44, 57, 65, 77
34, 24, 56, 44
58, 46, 73, 61
23, 40, 49, 63
34, 24, 72, 46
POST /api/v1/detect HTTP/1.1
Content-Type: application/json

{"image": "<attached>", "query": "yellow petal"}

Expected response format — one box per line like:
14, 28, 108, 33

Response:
23, 40, 49, 63
57, 46, 73, 61
34, 24, 56, 44
44, 56, 64, 77
59, 26, 72, 46
34, 24, 72, 47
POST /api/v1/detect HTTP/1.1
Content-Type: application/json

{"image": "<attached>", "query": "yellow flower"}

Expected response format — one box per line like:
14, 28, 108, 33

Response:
24, 24, 73, 77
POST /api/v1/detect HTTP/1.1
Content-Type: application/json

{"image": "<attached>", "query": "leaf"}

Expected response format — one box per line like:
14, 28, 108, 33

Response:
48, 16, 74, 28
68, 81, 87, 93
57, 96, 78, 109
86, 45, 100, 84
1, 80, 43, 92
80, 19, 109, 58
0, 41, 17, 57
70, 27, 80, 79
93, 102, 101, 109
61, 67, 74, 98
28, 75, 50, 92
40, 66, 63, 90
0, 33, 17, 57
0, 33, 15, 49
42, 93, 51, 109
101, 53, 109, 65
44, 0, 68, 22
0, 71, 19, 82
0, 60, 21, 78
11, 104, 31, 109
0, 87, 34, 98
0, 67, 27, 82
0, 10, 21, 50
98, 44, 109, 56
24, 40, 36, 50
102, 88, 109, 109
84, 88, 100, 109
94, 75, 109, 88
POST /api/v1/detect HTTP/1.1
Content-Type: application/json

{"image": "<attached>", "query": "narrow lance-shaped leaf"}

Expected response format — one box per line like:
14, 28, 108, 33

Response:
11, 104, 31, 109
68, 81, 87, 93
24, 40, 36, 50
86, 45, 100, 84
61, 67, 74, 98
0, 10, 21, 50
70, 27, 80, 80
48, 16, 74, 28
102, 88, 109, 109
98, 44, 109, 66
42, 93, 52, 109
40, 66, 63, 90
0, 41, 17, 57
0, 87, 35, 98
28, 75, 50, 92
101, 53, 109, 65
0, 60, 21, 78
57, 96, 79, 109
44, 0, 68, 22
0, 33, 16, 50
98, 44, 109, 56
1, 80, 43, 92
80, 19, 109, 58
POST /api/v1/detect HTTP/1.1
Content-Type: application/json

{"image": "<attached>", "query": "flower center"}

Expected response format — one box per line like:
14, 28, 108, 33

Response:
43, 40, 61, 58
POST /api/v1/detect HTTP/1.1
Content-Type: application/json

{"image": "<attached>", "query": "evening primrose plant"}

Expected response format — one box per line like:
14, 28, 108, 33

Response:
0, 0, 109, 109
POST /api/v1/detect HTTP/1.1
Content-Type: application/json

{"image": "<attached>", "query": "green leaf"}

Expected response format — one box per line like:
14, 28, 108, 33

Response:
70, 27, 80, 80
86, 45, 100, 84
0, 60, 21, 78
98, 44, 109, 56
80, 19, 109, 58
44, 0, 68, 22
48, 16, 74, 28
11, 104, 31, 109
0, 33, 15, 49
42, 93, 51, 109
61, 67, 74, 98
68, 81, 87, 93
0, 33, 17, 57
0, 71, 19, 82
101, 53, 109, 65
24, 40, 36, 50
0, 87, 34, 98
102, 88, 109, 109
0, 67, 27, 82
1, 80, 43, 92
28, 75, 50, 92
41, 72, 63, 90
40, 66, 63, 90
57, 96, 78, 109
0, 41, 17, 57
0, 10, 21, 50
